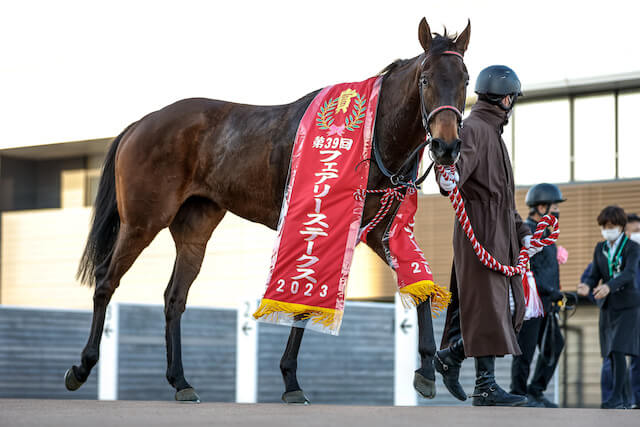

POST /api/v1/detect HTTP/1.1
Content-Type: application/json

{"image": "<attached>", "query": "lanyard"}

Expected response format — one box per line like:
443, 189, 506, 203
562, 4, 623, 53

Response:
604, 235, 628, 278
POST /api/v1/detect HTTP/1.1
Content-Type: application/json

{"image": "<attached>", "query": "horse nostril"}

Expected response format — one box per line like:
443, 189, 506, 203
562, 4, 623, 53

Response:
429, 138, 445, 156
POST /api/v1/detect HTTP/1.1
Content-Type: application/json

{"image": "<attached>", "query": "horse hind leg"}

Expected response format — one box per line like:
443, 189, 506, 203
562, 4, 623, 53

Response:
164, 197, 226, 402
65, 222, 162, 390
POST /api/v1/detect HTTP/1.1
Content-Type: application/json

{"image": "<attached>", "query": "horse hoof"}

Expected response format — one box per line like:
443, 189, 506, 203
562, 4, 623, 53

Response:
175, 387, 201, 403
282, 390, 310, 405
64, 367, 85, 391
413, 372, 436, 399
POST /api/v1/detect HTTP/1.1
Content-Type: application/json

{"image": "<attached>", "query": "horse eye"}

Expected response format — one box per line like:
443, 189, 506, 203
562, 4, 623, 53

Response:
465, 80, 469, 87
421, 77, 429, 86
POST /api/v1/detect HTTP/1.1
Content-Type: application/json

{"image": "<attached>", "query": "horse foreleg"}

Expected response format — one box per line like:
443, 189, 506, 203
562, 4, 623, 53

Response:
413, 299, 437, 399
360, 222, 437, 398
280, 326, 310, 404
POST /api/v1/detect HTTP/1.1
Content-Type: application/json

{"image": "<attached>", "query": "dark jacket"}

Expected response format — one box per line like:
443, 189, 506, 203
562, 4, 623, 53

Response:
440, 100, 530, 357
583, 238, 640, 311
583, 238, 640, 357
526, 217, 560, 313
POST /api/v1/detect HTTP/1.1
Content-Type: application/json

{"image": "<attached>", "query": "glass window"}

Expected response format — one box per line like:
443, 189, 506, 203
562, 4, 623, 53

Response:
573, 94, 615, 181
514, 99, 571, 185
617, 91, 640, 179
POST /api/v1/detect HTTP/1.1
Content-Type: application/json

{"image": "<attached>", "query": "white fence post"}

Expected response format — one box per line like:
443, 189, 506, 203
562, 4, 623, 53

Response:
394, 294, 418, 406
236, 299, 258, 403
98, 302, 119, 400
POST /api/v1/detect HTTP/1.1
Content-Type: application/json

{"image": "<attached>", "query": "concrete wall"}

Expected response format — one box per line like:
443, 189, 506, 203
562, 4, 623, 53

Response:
0, 306, 98, 399
257, 302, 395, 405
0, 156, 37, 211
117, 304, 237, 401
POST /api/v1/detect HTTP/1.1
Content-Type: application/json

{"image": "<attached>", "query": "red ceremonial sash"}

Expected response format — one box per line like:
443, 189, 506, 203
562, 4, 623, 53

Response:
253, 76, 450, 334
381, 188, 450, 313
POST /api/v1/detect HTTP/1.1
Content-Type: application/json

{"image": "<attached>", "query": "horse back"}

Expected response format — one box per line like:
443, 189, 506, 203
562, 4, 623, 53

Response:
114, 94, 317, 229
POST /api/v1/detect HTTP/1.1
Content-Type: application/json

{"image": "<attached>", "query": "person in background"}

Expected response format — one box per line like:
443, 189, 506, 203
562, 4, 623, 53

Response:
577, 206, 640, 409
510, 183, 565, 408
582, 213, 640, 408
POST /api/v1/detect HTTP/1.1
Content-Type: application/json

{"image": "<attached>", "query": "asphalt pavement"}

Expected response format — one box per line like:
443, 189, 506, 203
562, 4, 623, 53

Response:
1, 399, 638, 427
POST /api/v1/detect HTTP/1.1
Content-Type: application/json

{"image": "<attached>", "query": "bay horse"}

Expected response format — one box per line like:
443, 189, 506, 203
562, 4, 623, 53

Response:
64, 18, 470, 403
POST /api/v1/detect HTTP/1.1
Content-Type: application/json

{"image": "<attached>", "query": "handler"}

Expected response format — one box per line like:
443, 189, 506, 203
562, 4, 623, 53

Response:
435, 65, 538, 406
510, 183, 566, 407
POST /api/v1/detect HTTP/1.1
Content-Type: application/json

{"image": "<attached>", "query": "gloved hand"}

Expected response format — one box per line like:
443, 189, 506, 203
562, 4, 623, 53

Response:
523, 235, 543, 257
438, 170, 459, 192
550, 289, 564, 302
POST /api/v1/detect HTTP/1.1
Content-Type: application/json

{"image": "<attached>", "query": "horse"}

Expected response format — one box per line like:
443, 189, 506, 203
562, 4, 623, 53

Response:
64, 17, 470, 403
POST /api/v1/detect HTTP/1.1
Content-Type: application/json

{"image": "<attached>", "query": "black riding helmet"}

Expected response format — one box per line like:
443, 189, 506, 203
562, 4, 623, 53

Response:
475, 65, 522, 111
526, 183, 565, 217
525, 183, 565, 207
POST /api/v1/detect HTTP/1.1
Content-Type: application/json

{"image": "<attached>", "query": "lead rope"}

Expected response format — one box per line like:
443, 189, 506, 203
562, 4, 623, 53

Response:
437, 165, 559, 276
355, 186, 408, 237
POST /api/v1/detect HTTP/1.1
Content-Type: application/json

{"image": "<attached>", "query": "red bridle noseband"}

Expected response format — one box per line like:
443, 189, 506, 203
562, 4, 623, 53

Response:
419, 50, 466, 136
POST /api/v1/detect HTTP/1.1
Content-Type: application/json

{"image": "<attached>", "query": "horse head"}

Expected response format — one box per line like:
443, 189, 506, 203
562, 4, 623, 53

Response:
417, 18, 470, 166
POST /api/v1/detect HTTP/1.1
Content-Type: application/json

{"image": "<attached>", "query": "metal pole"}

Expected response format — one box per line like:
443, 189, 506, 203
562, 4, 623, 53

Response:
98, 302, 119, 400
614, 90, 619, 179
569, 96, 575, 182
562, 310, 568, 407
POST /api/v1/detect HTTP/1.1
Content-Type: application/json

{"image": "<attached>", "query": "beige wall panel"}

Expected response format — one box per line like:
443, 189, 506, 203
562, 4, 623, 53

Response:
61, 170, 86, 209
1, 208, 94, 308
346, 244, 394, 300
1, 208, 390, 309
1, 209, 277, 309
2, 178, 637, 311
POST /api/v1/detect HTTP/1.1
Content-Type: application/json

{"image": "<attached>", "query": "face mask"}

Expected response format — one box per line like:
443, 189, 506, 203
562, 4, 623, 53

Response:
630, 232, 640, 245
601, 227, 622, 242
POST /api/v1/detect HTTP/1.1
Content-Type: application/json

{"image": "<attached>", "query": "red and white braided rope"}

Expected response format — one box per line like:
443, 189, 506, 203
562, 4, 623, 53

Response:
437, 165, 559, 277
355, 186, 407, 237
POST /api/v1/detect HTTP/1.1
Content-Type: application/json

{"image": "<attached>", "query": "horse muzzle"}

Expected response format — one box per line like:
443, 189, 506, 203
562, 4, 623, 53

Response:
429, 138, 461, 166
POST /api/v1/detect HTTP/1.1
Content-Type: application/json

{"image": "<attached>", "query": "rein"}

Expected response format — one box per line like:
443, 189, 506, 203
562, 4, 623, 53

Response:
437, 165, 560, 277
359, 50, 466, 238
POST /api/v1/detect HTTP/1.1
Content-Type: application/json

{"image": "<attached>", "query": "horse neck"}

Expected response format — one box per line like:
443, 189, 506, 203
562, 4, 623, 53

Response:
375, 57, 425, 176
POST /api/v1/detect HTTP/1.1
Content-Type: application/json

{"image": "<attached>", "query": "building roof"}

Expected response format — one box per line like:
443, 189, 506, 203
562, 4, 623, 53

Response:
520, 71, 640, 101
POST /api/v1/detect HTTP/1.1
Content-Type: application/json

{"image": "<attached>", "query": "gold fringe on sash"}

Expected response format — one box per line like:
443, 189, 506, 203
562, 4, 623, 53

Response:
253, 299, 343, 330
398, 280, 452, 316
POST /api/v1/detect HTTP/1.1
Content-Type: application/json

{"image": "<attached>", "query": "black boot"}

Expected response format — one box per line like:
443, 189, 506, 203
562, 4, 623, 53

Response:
471, 356, 527, 407
434, 338, 467, 401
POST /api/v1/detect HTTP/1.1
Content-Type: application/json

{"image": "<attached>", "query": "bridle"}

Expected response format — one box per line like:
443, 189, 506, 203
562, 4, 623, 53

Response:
372, 50, 466, 188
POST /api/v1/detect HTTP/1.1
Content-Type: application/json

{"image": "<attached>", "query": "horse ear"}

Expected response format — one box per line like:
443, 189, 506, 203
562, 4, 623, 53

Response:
418, 17, 432, 52
455, 19, 471, 53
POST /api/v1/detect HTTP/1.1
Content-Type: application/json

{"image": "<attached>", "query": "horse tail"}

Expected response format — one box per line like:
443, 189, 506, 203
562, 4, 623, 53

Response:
76, 123, 135, 286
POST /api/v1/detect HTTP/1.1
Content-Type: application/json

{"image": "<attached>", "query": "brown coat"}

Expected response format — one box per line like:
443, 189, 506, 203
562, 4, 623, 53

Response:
440, 100, 531, 357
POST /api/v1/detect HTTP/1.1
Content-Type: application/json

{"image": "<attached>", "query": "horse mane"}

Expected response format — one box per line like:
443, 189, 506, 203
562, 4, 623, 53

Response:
377, 59, 412, 77
377, 29, 458, 78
